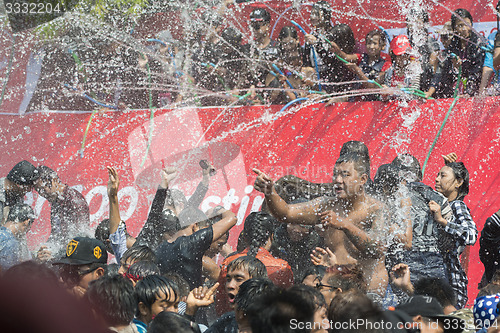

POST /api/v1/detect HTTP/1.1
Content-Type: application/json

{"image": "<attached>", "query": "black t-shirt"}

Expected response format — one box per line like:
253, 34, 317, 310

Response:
205, 312, 238, 333
156, 226, 214, 289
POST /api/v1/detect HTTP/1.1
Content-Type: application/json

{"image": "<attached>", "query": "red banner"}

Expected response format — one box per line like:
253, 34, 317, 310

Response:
1, 97, 500, 305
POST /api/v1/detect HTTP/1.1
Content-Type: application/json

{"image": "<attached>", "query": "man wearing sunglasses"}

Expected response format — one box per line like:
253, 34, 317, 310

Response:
53, 236, 107, 298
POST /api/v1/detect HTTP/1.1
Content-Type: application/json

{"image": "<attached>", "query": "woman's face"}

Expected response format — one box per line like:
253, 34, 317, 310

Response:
435, 166, 460, 199
310, 9, 324, 28
454, 17, 472, 40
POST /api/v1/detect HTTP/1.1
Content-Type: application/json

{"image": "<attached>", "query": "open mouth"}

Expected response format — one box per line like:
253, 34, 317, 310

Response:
228, 293, 236, 303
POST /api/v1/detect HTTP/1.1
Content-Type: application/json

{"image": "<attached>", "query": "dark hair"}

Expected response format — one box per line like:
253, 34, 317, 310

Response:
330, 24, 356, 54
278, 25, 298, 41
391, 153, 422, 182
135, 209, 180, 249
3, 260, 58, 286
300, 265, 327, 284
126, 261, 160, 282
406, 8, 429, 23
477, 283, 500, 298
243, 212, 276, 257
227, 256, 268, 279
149, 311, 201, 333
122, 245, 156, 265
7, 203, 35, 225
288, 284, 327, 310
340, 140, 369, 158
451, 8, 473, 31
247, 288, 315, 333
234, 278, 276, 312
178, 206, 208, 229
95, 219, 112, 253
373, 163, 400, 197
164, 273, 190, 298
366, 30, 386, 47
413, 277, 457, 307
335, 151, 370, 178
328, 289, 382, 332
221, 27, 243, 48
312, 1, 332, 25
446, 162, 470, 201
36, 165, 58, 183
86, 275, 136, 327
134, 275, 179, 317
325, 264, 367, 294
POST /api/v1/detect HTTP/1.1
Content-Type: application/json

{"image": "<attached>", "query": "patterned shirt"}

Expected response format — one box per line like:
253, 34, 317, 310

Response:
443, 200, 478, 308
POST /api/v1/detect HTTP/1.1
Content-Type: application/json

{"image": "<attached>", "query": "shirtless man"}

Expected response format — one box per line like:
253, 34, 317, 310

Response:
253, 152, 388, 297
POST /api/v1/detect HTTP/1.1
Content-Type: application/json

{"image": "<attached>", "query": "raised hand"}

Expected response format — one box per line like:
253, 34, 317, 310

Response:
442, 153, 458, 165
107, 166, 119, 197
185, 282, 220, 315
252, 168, 274, 195
390, 263, 413, 294
311, 247, 337, 267
319, 210, 345, 229
160, 166, 178, 189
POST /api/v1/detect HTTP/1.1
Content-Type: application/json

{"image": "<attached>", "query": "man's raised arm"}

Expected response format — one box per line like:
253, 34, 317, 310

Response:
253, 168, 324, 225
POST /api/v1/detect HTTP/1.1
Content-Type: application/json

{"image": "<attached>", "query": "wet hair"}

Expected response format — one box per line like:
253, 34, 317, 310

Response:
373, 163, 400, 197
243, 212, 276, 257
406, 8, 429, 23
221, 27, 243, 48
164, 273, 190, 298
278, 25, 298, 41
134, 275, 179, 317
413, 277, 457, 307
7, 203, 35, 225
325, 264, 368, 294
149, 311, 201, 333
312, 1, 332, 25
166, 189, 187, 208
366, 30, 386, 47
391, 153, 422, 182
451, 8, 473, 31
328, 289, 382, 332
227, 256, 268, 279
121, 245, 156, 265
178, 207, 208, 229
300, 265, 327, 283
247, 288, 315, 333
3, 260, 59, 286
234, 278, 277, 313
340, 140, 370, 158
94, 219, 114, 253
135, 209, 180, 249
335, 151, 370, 178
331, 24, 356, 54
86, 275, 136, 327
125, 261, 160, 282
288, 284, 327, 310
445, 162, 470, 201
37, 165, 59, 183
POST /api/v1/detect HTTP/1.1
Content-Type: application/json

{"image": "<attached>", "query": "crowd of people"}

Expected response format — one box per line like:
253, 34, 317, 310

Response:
0, 140, 499, 333
26, 1, 500, 112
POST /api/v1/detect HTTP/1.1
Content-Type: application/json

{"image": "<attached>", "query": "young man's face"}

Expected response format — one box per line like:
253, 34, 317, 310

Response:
225, 267, 251, 308
35, 178, 58, 201
59, 264, 103, 290
310, 8, 324, 28
332, 161, 366, 199
251, 21, 269, 40
143, 289, 179, 323
366, 35, 383, 58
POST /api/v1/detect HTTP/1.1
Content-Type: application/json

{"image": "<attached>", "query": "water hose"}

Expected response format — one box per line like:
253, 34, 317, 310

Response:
64, 84, 118, 109
421, 65, 462, 176
80, 109, 98, 158
279, 97, 309, 113
291, 20, 322, 91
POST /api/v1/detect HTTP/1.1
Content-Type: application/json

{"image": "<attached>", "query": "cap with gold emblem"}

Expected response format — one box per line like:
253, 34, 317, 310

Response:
53, 237, 108, 265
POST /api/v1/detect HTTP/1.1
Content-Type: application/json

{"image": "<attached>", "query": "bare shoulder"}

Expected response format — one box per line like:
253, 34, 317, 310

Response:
365, 195, 385, 216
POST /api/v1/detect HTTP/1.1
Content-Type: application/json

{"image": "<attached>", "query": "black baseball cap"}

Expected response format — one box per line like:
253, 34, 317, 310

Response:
7, 160, 39, 186
53, 237, 108, 265
250, 8, 271, 23
396, 296, 465, 333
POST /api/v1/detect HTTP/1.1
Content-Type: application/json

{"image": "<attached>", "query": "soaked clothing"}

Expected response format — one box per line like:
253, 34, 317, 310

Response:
412, 36, 441, 92
271, 224, 323, 282
479, 209, 500, 287
442, 200, 477, 308
355, 53, 391, 101
215, 247, 293, 316
47, 186, 90, 246
438, 33, 486, 97
156, 225, 213, 290
246, 40, 279, 89
0, 178, 25, 224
